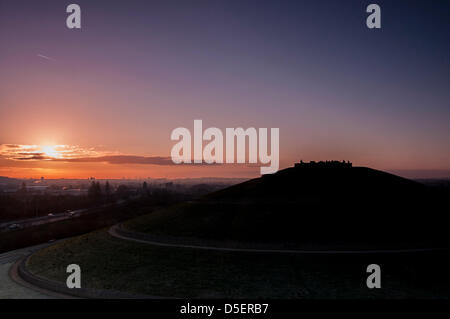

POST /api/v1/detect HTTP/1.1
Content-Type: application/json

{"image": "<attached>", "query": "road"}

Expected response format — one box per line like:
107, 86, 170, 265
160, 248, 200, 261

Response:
0, 200, 128, 233
0, 243, 55, 298
0, 209, 88, 233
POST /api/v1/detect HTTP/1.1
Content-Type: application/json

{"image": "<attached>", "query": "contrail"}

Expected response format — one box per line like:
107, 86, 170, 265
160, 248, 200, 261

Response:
37, 54, 54, 61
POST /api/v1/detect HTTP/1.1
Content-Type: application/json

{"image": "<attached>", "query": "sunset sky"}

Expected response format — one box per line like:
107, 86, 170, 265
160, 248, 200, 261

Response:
1, 0, 449, 179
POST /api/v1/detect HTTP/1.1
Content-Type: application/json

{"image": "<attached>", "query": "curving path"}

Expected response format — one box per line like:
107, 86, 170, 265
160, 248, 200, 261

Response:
0, 243, 64, 299
109, 224, 450, 255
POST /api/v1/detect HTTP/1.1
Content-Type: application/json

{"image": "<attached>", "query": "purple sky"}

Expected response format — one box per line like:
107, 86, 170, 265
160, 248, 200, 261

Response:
0, 0, 449, 178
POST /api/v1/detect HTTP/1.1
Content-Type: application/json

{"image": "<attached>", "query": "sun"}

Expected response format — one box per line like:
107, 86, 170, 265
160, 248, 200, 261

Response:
41, 145, 60, 158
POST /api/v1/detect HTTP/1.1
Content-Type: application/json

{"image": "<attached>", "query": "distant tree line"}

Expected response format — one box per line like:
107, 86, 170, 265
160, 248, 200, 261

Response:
0, 180, 219, 222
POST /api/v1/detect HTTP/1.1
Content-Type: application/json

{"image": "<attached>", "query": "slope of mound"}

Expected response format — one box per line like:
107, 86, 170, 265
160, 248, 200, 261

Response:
205, 166, 424, 202
126, 165, 448, 247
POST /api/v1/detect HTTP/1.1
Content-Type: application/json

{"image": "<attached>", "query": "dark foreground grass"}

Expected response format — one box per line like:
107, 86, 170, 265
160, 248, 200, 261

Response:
27, 230, 450, 298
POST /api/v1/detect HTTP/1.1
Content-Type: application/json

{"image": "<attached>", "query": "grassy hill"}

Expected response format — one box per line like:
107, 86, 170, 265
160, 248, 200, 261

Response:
126, 164, 448, 248
25, 163, 450, 298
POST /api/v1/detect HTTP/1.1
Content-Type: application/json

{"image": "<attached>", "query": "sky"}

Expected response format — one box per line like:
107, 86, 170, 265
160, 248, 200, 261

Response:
0, 0, 449, 179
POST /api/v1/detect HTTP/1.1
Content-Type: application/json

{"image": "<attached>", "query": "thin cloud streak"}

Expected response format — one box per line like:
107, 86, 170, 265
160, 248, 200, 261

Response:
51, 155, 174, 165
37, 54, 54, 61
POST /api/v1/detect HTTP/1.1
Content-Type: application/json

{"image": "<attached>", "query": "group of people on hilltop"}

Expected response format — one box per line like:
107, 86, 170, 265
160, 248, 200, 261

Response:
295, 160, 352, 168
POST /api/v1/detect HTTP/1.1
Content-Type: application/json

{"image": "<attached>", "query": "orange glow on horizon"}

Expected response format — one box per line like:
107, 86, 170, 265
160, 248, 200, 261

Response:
0, 143, 261, 179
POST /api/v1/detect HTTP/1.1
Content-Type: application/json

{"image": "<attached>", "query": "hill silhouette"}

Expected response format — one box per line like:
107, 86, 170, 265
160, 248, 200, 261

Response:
128, 162, 448, 249
206, 161, 424, 202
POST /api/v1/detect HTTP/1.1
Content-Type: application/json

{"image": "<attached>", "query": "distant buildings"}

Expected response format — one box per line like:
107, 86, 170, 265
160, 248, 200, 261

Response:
26, 185, 49, 192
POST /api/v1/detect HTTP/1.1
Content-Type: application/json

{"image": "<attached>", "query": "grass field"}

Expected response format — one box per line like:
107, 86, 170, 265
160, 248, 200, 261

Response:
27, 229, 450, 298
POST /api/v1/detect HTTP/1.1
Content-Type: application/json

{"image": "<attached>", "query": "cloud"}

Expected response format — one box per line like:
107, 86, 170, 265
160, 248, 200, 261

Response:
0, 144, 102, 160
37, 54, 54, 61
0, 144, 174, 165
52, 155, 174, 165
0, 144, 221, 166
14, 155, 48, 161
16, 152, 44, 156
